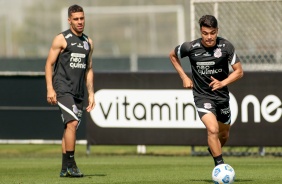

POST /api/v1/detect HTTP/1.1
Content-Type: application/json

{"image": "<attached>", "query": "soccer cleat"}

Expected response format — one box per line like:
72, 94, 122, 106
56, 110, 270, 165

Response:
67, 166, 84, 177
59, 170, 70, 177
75, 167, 83, 176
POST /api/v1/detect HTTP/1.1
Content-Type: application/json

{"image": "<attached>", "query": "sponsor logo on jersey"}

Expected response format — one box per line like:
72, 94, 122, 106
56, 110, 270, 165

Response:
217, 44, 225, 48
196, 62, 215, 66
196, 62, 222, 75
70, 53, 86, 69
203, 52, 211, 56
214, 48, 222, 58
65, 33, 72, 39
77, 43, 83, 48
192, 42, 200, 48
196, 66, 223, 75
195, 53, 201, 56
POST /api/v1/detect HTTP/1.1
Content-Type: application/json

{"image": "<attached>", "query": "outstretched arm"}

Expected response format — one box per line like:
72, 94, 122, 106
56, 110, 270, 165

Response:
85, 38, 95, 112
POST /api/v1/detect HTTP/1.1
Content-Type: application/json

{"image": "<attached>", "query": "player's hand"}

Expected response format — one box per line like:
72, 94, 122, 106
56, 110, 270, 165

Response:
86, 94, 96, 112
209, 76, 224, 91
183, 77, 193, 89
47, 89, 57, 105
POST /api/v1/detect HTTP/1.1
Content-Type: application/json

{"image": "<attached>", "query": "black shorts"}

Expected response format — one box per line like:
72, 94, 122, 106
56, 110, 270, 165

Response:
57, 96, 83, 128
194, 98, 231, 125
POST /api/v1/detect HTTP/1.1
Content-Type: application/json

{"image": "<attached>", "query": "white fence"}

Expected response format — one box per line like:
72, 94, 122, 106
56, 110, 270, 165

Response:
191, 0, 282, 71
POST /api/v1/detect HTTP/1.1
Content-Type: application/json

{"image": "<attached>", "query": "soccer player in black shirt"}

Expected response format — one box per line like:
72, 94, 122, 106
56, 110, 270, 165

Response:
169, 15, 243, 166
45, 4, 95, 177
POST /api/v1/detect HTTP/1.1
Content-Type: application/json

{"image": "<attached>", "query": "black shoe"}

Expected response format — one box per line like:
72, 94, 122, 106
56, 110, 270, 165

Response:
67, 166, 84, 177
59, 170, 70, 177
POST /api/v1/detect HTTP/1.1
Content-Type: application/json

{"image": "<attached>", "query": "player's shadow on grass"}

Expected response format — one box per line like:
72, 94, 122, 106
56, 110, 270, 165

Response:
84, 173, 107, 177
231, 179, 253, 183
190, 179, 253, 183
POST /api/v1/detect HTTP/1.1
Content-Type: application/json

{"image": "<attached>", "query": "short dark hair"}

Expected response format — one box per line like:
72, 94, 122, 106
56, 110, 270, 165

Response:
68, 4, 84, 17
198, 15, 218, 28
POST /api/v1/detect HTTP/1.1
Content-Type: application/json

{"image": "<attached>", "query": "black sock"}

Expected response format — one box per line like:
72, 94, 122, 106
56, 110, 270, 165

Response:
66, 151, 75, 168
61, 153, 68, 171
207, 147, 213, 156
213, 154, 224, 166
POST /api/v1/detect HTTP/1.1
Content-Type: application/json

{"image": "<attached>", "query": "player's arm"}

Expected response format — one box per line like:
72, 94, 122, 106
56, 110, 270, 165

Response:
169, 48, 193, 89
45, 34, 66, 105
85, 38, 95, 112
224, 62, 244, 85
210, 62, 243, 91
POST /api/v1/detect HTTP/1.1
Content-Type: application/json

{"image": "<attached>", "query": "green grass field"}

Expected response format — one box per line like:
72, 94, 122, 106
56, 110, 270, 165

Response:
0, 144, 282, 184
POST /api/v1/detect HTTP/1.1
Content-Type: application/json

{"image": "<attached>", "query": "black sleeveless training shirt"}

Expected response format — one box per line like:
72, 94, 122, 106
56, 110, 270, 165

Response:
53, 29, 91, 100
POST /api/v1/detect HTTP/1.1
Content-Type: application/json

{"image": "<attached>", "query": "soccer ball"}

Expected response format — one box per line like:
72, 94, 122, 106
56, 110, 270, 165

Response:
212, 164, 235, 184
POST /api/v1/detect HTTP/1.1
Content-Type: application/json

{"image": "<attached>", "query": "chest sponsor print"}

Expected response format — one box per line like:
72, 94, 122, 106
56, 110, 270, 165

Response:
70, 53, 86, 69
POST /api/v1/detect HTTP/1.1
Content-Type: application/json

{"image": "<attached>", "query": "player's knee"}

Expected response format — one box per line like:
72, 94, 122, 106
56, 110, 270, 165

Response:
223, 131, 230, 139
207, 127, 219, 136
66, 120, 78, 130
219, 130, 229, 141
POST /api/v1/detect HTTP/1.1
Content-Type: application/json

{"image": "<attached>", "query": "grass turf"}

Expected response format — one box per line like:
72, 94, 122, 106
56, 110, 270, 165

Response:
0, 145, 282, 183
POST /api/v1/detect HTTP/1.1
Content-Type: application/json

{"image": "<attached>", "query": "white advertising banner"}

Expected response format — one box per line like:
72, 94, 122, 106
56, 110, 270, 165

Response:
90, 89, 238, 129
